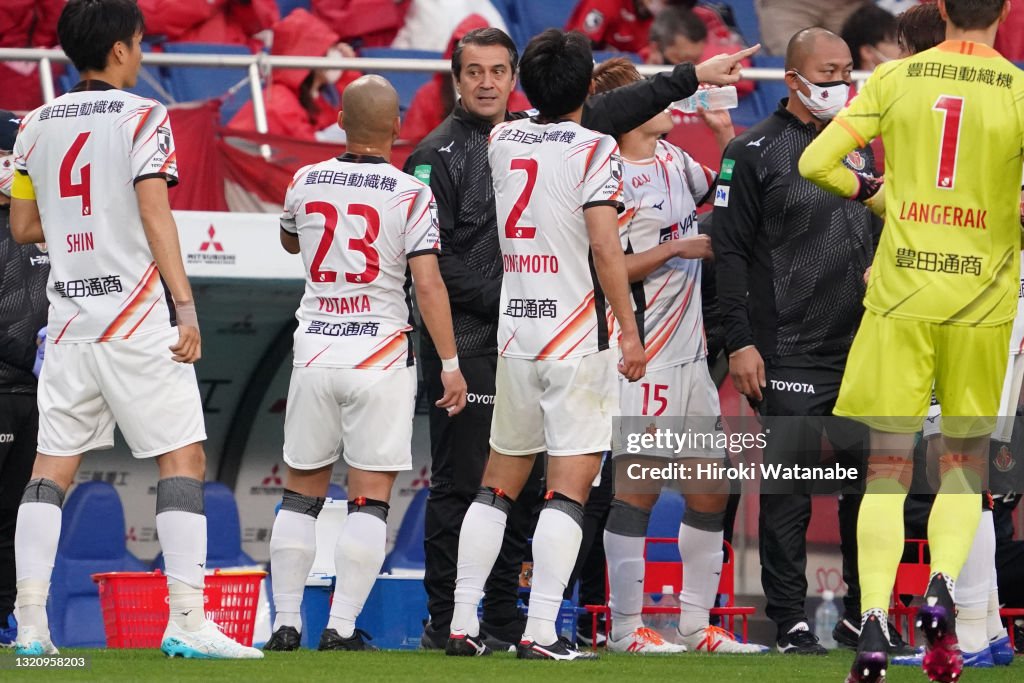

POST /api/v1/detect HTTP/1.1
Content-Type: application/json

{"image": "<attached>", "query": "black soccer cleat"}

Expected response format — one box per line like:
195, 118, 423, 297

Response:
419, 620, 448, 650
445, 633, 492, 656
480, 617, 525, 652
517, 636, 599, 661
917, 574, 963, 682
845, 614, 889, 683
834, 617, 918, 656
777, 623, 828, 655
263, 625, 301, 651
318, 628, 378, 651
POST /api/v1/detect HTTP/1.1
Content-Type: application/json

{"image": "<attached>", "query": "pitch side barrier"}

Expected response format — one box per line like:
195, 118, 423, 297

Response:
0, 46, 871, 135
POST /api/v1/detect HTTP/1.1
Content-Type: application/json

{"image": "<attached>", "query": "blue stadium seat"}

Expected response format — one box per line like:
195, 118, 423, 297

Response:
162, 42, 253, 122
276, 0, 312, 19
49, 482, 147, 648
592, 50, 643, 65
752, 54, 789, 114
153, 482, 255, 571
327, 482, 347, 501
727, 0, 761, 48
504, 0, 576, 47
59, 44, 172, 102
358, 48, 442, 113
645, 489, 685, 562
381, 487, 428, 573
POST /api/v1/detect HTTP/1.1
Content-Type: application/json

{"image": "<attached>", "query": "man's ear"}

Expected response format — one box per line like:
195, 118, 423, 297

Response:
783, 70, 802, 93
392, 115, 401, 141
337, 110, 344, 129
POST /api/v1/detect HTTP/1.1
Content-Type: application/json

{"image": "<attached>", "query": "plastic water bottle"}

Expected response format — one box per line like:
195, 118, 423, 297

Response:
649, 585, 680, 640
670, 85, 739, 113
814, 590, 839, 649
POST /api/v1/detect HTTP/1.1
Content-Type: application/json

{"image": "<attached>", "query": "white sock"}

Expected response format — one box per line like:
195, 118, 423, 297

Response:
327, 511, 386, 638
15, 502, 62, 632
522, 507, 583, 646
269, 509, 317, 633
157, 510, 207, 631
451, 502, 508, 638
603, 529, 646, 641
987, 587, 1005, 641
677, 522, 724, 637
956, 509, 993, 653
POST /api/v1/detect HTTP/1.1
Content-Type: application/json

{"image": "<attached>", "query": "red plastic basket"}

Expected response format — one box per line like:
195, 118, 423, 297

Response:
92, 570, 266, 649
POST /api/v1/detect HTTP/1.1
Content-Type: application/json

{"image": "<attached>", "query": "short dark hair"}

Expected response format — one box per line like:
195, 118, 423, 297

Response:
519, 29, 593, 119
58, 0, 145, 73
451, 28, 519, 79
840, 4, 897, 69
944, 0, 1006, 31
650, 6, 708, 51
897, 3, 945, 56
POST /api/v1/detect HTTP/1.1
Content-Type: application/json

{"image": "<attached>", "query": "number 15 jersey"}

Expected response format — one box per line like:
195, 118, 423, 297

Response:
281, 154, 440, 369
489, 118, 624, 361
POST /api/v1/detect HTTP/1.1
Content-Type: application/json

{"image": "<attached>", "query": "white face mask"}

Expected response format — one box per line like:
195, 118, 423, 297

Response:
323, 47, 343, 85
793, 72, 849, 121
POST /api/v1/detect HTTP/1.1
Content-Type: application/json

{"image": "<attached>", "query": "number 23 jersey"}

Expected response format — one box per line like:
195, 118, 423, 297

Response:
281, 155, 440, 369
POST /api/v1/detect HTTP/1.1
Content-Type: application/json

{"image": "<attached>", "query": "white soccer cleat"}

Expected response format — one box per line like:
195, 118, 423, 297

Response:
678, 625, 770, 654
607, 626, 687, 654
14, 625, 59, 656
161, 620, 264, 659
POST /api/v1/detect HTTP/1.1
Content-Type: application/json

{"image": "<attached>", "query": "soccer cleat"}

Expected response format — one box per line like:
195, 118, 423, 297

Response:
445, 633, 491, 656
263, 625, 301, 651
576, 613, 607, 648
419, 620, 448, 650
777, 622, 827, 655
14, 624, 59, 656
607, 626, 687, 654
517, 636, 599, 660
895, 647, 994, 669
989, 634, 1014, 666
916, 573, 963, 683
678, 625, 769, 654
480, 617, 525, 652
318, 628, 378, 651
0, 614, 17, 648
161, 620, 263, 659
844, 614, 889, 683
834, 617, 917, 656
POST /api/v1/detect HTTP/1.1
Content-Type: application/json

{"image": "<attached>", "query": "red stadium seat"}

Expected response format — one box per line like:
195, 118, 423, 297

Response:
891, 539, 930, 646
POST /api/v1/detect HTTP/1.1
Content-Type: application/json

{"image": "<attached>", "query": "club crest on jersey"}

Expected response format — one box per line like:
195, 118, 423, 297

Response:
843, 150, 866, 171
157, 126, 171, 155
584, 9, 604, 31
610, 154, 623, 182
994, 444, 1016, 473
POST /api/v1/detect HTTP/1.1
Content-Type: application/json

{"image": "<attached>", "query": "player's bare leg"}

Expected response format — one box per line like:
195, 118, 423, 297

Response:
448, 450, 537, 656
156, 442, 262, 659
847, 431, 915, 683
319, 468, 398, 652
13, 453, 83, 655
264, 464, 333, 651
515, 454, 602, 661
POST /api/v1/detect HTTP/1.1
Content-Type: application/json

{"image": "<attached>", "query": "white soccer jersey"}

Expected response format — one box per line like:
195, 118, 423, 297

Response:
621, 140, 716, 370
13, 85, 178, 344
489, 118, 624, 360
1011, 255, 1024, 354
281, 154, 440, 369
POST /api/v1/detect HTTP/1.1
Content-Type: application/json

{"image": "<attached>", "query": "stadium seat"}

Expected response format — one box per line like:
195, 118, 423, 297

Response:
49, 482, 147, 648
358, 48, 442, 113
153, 482, 255, 571
645, 489, 685, 561
59, 44, 172, 103
727, 0, 761, 48
592, 50, 643, 65
504, 0, 577, 47
275, 0, 312, 19
327, 482, 347, 501
162, 42, 253, 123
752, 54, 789, 113
381, 487, 428, 574
891, 538, 930, 646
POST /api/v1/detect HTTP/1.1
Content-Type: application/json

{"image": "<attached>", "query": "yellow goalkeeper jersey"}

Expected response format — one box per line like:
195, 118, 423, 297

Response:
800, 41, 1024, 325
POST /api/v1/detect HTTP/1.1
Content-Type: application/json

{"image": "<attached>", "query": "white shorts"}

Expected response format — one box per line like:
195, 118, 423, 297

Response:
924, 353, 1024, 443
614, 361, 725, 459
37, 328, 206, 458
489, 350, 619, 457
283, 364, 416, 472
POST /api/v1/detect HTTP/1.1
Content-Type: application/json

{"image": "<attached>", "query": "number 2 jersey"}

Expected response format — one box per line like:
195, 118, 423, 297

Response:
803, 41, 1024, 325
12, 83, 178, 344
281, 154, 440, 369
489, 118, 624, 360
621, 140, 716, 371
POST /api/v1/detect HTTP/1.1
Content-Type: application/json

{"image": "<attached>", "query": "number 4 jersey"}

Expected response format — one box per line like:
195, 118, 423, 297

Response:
281, 154, 440, 369
12, 84, 179, 344
489, 118, 624, 360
